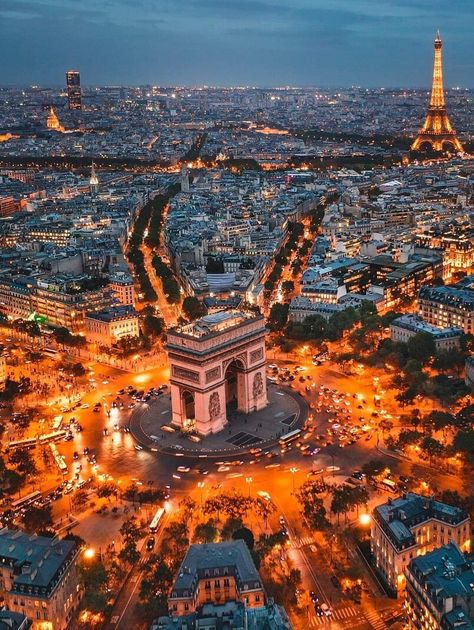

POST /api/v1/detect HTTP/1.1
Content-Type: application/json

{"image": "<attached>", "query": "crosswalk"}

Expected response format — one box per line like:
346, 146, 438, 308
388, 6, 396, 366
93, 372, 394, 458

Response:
363, 608, 389, 630
309, 605, 359, 626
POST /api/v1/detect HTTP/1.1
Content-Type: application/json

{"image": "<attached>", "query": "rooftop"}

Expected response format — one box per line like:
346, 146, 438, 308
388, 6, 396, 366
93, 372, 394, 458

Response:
170, 540, 262, 598
0, 528, 77, 595
171, 310, 259, 339
373, 493, 469, 551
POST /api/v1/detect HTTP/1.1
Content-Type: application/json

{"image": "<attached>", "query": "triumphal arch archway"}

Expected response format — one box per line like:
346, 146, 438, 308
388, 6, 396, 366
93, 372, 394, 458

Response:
165, 311, 267, 435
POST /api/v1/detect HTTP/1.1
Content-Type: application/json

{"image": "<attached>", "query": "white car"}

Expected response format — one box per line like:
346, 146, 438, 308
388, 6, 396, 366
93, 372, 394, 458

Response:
257, 490, 271, 502
321, 603, 332, 616
177, 466, 190, 473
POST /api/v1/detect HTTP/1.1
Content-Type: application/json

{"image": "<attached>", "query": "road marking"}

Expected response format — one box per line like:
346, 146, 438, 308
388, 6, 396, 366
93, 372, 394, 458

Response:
110, 616, 119, 624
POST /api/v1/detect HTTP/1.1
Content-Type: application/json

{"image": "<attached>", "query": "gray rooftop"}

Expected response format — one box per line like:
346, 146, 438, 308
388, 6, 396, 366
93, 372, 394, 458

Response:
170, 540, 262, 598
0, 528, 77, 596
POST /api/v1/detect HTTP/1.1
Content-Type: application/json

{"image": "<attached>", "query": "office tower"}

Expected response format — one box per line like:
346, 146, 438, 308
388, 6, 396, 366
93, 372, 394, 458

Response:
66, 70, 82, 110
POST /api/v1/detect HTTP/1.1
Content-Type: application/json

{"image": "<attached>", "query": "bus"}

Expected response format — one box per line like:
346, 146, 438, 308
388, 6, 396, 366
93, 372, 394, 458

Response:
43, 347, 58, 357
39, 430, 67, 444
11, 491, 41, 512
7, 437, 37, 451
279, 429, 302, 446
149, 507, 166, 533
381, 478, 397, 493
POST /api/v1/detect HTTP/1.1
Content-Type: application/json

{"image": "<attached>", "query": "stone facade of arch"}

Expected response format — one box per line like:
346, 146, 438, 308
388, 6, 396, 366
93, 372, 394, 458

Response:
166, 312, 267, 435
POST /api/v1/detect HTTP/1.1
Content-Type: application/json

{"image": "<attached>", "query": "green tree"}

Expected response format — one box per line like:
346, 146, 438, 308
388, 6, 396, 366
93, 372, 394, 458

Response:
296, 481, 330, 530
232, 527, 255, 550
22, 505, 53, 533
406, 332, 436, 363
193, 520, 219, 544
182, 296, 206, 321
268, 303, 289, 331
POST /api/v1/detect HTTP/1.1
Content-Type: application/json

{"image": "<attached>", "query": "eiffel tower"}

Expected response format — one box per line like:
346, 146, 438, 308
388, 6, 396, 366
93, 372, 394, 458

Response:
411, 32, 463, 153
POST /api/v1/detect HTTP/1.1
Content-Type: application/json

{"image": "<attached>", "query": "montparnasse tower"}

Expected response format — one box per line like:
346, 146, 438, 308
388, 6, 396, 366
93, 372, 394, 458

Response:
411, 32, 463, 153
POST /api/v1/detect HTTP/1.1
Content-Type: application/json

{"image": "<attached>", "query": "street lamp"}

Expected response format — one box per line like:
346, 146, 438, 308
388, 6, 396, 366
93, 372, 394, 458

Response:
289, 467, 299, 494
197, 481, 205, 508
245, 476, 253, 497
83, 547, 95, 560
359, 513, 371, 527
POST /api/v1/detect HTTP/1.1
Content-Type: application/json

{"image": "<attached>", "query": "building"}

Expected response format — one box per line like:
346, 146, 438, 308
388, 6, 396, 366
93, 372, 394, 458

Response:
66, 70, 82, 111
166, 310, 267, 435
0, 528, 82, 630
89, 163, 99, 195
419, 286, 474, 334
153, 599, 292, 629
390, 314, 462, 351
168, 541, 267, 616
371, 493, 470, 595
32, 275, 117, 331
85, 305, 139, 346
405, 542, 474, 630
0, 276, 34, 321
288, 297, 345, 323
46, 108, 64, 133
109, 272, 136, 306
411, 33, 463, 153
0, 610, 31, 630
0, 196, 17, 217
0, 353, 7, 390
465, 356, 474, 389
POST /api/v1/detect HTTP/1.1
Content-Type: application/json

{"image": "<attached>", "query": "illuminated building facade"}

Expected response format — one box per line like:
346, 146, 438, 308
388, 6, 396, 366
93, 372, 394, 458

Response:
0, 528, 82, 630
371, 493, 470, 596
412, 33, 463, 153
46, 107, 64, 133
405, 542, 474, 630
85, 305, 139, 346
0, 196, 17, 217
419, 285, 474, 334
109, 272, 136, 306
168, 541, 266, 616
166, 310, 267, 435
66, 70, 82, 111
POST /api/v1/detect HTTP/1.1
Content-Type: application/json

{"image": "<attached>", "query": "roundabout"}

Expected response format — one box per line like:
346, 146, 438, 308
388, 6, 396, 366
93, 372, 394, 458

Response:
129, 383, 308, 459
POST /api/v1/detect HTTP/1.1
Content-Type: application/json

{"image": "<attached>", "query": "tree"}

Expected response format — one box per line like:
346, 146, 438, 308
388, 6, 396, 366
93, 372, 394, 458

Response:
179, 496, 197, 521
182, 296, 207, 321
22, 505, 53, 533
296, 481, 330, 530
281, 280, 295, 295
9, 448, 37, 477
143, 313, 164, 338
118, 541, 140, 565
453, 430, 474, 463
268, 303, 289, 331
232, 527, 255, 550
97, 481, 118, 501
120, 517, 141, 544
361, 459, 385, 479
193, 520, 219, 544
406, 332, 436, 363
80, 556, 109, 614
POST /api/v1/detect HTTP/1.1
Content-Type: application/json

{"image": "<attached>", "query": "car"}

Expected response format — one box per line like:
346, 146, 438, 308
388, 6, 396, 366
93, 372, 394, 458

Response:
310, 591, 319, 603
351, 470, 365, 480
257, 491, 271, 502
81, 404, 90, 409
399, 475, 410, 484
83, 447, 90, 455
315, 604, 324, 617
321, 603, 332, 616
146, 537, 156, 551
177, 466, 190, 473
217, 465, 230, 473
73, 451, 79, 460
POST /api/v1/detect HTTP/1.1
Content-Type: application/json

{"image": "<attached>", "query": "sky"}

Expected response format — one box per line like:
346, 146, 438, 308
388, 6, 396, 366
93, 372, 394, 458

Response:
1, 0, 473, 87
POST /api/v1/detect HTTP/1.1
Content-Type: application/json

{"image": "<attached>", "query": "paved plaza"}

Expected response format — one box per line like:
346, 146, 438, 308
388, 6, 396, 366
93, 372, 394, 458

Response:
129, 383, 307, 458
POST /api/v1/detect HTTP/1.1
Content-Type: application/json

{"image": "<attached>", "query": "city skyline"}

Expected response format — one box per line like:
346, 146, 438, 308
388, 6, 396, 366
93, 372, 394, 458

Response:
1, 0, 474, 87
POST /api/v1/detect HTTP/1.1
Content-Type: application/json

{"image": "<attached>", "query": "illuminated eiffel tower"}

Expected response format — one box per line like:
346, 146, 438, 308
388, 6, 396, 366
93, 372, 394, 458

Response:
411, 32, 463, 153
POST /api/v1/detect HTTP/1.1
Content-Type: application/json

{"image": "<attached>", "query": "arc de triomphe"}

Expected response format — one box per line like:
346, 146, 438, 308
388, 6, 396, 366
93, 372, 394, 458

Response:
165, 310, 268, 436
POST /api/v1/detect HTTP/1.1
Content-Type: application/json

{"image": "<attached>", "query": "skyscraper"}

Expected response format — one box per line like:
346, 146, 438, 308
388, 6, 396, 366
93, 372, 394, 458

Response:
411, 32, 463, 153
66, 70, 82, 110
